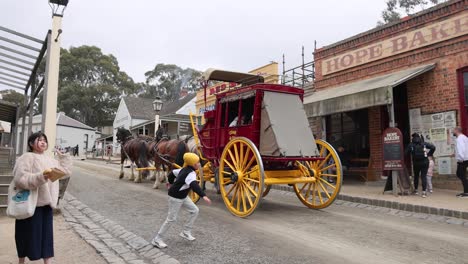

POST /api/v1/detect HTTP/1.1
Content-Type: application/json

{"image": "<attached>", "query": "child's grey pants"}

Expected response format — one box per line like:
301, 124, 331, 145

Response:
156, 196, 199, 239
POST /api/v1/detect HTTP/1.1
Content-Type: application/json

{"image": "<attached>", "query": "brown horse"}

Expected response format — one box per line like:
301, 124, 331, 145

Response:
151, 128, 188, 189
116, 127, 151, 183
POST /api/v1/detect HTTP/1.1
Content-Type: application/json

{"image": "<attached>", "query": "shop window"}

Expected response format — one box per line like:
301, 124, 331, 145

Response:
326, 109, 369, 158
138, 127, 149, 135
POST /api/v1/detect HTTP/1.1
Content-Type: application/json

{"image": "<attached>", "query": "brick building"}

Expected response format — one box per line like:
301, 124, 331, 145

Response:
304, 0, 467, 187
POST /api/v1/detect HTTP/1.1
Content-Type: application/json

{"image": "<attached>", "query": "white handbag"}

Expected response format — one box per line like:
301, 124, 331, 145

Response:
6, 180, 38, 220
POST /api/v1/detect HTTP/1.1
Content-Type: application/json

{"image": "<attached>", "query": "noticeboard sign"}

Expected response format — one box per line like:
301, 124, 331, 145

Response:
382, 127, 404, 171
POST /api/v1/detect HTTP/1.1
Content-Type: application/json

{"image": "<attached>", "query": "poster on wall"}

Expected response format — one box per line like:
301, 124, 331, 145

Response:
431, 113, 444, 128
438, 157, 451, 175
430, 128, 447, 141
408, 110, 457, 173
444, 112, 456, 127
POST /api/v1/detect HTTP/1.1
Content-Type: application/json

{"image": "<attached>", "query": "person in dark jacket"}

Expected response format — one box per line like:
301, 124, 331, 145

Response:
405, 133, 435, 198
151, 153, 211, 249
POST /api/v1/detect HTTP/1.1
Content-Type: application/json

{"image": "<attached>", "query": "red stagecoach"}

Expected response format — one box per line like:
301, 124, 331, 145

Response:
189, 69, 343, 217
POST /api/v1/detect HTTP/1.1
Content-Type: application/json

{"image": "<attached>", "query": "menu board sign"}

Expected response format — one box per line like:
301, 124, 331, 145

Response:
382, 127, 404, 171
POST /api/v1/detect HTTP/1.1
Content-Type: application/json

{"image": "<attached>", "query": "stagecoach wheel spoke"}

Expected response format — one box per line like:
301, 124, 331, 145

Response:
220, 137, 264, 218
245, 186, 254, 207
233, 143, 240, 170
293, 139, 342, 209
226, 183, 237, 196
320, 178, 337, 190
318, 180, 331, 199
241, 147, 252, 169
224, 159, 237, 172
312, 183, 317, 206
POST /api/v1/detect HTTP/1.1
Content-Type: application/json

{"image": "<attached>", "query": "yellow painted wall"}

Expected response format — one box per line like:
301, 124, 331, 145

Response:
195, 62, 279, 124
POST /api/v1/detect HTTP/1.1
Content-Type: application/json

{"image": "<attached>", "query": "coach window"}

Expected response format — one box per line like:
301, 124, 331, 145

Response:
240, 97, 255, 126
227, 100, 241, 127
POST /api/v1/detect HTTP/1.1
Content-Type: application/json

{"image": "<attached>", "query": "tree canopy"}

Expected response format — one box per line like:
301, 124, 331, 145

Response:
378, 0, 442, 25
143, 64, 201, 101
56, 45, 138, 127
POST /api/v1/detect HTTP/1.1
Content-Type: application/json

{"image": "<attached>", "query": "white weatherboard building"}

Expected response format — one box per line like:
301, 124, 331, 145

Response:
16, 112, 96, 154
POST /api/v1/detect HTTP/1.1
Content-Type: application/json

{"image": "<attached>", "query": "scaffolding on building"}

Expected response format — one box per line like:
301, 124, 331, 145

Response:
281, 44, 315, 89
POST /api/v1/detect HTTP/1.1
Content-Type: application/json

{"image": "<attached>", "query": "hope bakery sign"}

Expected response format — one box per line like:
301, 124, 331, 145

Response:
322, 13, 467, 75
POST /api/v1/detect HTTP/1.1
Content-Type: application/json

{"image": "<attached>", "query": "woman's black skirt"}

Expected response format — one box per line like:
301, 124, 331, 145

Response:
15, 205, 54, 261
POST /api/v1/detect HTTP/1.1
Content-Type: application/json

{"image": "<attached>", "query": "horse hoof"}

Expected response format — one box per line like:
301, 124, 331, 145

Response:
134, 179, 141, 183
153, 185, 159, 189
119, 175, 124, 179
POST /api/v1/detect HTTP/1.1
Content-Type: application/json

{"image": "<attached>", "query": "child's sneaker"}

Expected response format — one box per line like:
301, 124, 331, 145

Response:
429, 189, 433, 193
412, 190, 419, 195
151, 237, 167, 249
179, 231, 196, 241
422, 191, 427, 198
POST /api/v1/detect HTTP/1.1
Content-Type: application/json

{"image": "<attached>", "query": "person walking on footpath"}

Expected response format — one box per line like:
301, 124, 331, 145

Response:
12, 131, 72, 264
405, 133, 435, 198
426, 156, 435, 193
151, 153, 211, 249
453, 127, 468, 198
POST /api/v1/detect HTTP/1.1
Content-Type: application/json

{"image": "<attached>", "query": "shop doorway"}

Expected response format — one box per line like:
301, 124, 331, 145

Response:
393, 84, 411, 172
457, 66, 468, 134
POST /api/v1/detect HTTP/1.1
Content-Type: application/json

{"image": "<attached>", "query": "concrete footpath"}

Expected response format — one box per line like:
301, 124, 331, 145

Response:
1, 211, 108, 264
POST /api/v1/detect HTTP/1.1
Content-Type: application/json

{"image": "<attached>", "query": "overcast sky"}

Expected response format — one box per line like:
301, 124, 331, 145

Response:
0, 0, 387, 89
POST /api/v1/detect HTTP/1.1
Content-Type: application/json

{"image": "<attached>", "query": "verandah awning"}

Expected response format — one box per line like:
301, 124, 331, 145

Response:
304, 63, 435, 117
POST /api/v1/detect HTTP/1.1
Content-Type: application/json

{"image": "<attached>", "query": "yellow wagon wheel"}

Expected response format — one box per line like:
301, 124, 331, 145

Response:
293, 139, 342, 209
219, 137, 264, 217
188, 168, 204, 204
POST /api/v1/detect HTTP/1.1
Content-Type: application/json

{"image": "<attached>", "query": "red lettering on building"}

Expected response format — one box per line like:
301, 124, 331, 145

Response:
326, 57, 340, 74
430, 23, 449, 41
391, 36, 407, 53
409, 31, 428, 48
368, 44, 383, 60
354, 49, 368, 64
340, 54, 354, 68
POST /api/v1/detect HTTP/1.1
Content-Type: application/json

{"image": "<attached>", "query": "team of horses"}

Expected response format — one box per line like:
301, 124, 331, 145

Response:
116, 127, 198, 189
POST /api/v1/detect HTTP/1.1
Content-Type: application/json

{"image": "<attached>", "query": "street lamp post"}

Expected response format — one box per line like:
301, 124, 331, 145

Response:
42, 0, 68, 156
153, 96, 163, 137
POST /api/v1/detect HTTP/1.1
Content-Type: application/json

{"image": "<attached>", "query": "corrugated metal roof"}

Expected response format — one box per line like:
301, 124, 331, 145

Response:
18, 112, 95, 131
57, 112, 95, 131
123, 94, 196, 120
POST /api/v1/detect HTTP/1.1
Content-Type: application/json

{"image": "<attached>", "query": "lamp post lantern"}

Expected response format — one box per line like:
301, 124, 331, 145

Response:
42, 0, 68, 155
153, 97, 163, 136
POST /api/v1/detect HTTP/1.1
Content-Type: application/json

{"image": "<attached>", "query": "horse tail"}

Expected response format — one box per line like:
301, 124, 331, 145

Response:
139, 141, 150, 174
174, 141, 187, 167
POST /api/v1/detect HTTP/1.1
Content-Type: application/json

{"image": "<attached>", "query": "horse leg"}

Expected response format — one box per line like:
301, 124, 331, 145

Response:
149, 161, 156, 181
134, 161, 142, 183
119, 156, 125, 179
153, 164, 161, 189
129, 162, 135, 181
